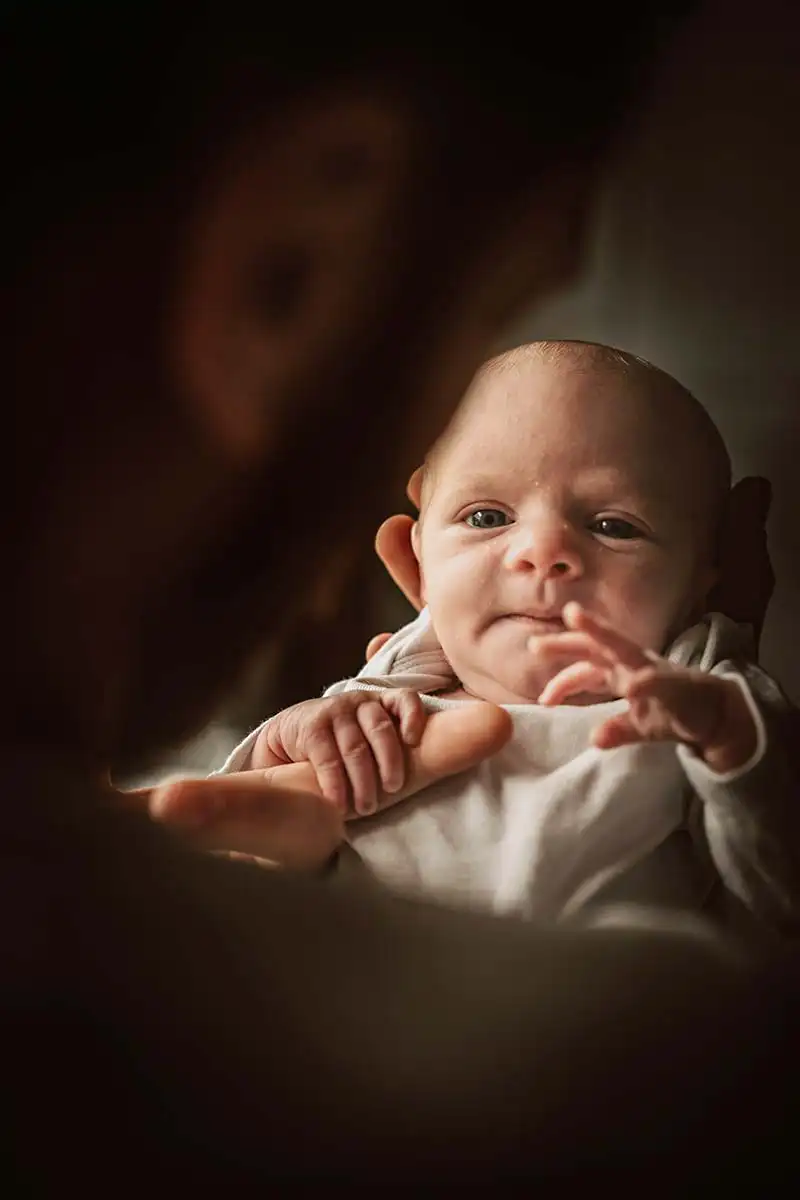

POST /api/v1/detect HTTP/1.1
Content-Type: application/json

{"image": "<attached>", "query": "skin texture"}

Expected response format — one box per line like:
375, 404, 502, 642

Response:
414, 345, 727, 705
404, 345, 761, 774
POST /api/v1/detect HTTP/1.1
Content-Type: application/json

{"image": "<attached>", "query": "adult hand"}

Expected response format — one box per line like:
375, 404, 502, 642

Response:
367, 470, 775, 658
142, 700, 512, 867
125, 773, 343, 871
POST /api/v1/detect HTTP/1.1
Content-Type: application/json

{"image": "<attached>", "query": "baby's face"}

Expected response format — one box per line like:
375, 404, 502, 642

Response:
415, 356, 721, 705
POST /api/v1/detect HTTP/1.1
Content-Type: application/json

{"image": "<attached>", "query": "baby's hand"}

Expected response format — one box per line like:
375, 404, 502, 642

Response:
535, 603, 758, 773
252, 690, 428, 815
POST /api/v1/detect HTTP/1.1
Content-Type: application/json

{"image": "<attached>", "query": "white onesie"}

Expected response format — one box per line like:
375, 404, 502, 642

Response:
221, 610, 800, 935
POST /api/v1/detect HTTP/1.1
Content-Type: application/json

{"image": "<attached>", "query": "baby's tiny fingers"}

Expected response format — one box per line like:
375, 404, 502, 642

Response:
538, 661, 607, 706
330, 714, 379, 815
528, 631, 612, 669
624, 666, 677, 705
356, 700, 405, 800
304, 727, 350, 813
626, 669, 724, 745
592, 713, 646, 751
563, 603, 652, 672
388, 689, 427, 746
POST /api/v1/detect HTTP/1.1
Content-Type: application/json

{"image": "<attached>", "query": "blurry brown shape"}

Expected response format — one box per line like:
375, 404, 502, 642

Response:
709, 476, 775, 646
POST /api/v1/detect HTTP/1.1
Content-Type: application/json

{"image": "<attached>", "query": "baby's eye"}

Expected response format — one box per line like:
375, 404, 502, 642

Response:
465, 508, 510, 530
589, 516, 642, 540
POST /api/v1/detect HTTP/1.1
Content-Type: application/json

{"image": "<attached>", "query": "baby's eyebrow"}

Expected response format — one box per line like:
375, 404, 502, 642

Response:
571, 466, 641, 491
436, 469, 672, 519
570, 468, 662, 506
433, 475, 501, 502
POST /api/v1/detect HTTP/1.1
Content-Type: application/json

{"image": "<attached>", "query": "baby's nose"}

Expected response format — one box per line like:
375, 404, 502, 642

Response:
503, 523, 583, 579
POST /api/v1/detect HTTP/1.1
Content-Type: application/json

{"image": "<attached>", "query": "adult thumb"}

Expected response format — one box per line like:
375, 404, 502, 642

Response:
149, 702, 512, 861
149, 770, 344, 869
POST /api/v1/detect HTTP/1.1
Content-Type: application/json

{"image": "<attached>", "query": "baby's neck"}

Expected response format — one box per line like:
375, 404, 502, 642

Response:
437, 684, 610, 708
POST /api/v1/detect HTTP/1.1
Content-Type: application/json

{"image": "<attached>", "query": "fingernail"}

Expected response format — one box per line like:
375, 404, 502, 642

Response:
563, 601, 581, 624
150, 783, 212, 827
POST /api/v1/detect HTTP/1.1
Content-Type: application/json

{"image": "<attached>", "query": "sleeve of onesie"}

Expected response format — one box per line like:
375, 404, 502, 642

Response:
676, 660, 800, 934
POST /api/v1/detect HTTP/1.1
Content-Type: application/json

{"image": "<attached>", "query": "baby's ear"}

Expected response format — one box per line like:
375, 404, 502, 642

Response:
411, 521, 426, 604
411, 521, 422, 562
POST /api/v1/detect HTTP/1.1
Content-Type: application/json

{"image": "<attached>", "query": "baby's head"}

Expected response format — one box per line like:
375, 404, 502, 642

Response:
413, 341, 731, 705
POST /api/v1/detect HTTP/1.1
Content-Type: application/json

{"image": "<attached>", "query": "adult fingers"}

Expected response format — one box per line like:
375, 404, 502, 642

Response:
391, 701, 512, 805
149, 771, 344, 870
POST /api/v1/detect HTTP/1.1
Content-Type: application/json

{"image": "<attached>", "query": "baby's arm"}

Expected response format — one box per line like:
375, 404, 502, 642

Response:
677, 661, 800, 934
536, 603, 800, 933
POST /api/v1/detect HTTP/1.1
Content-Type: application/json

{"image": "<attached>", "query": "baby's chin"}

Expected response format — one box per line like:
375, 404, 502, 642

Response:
453, 636, 617, 707
456, 670, 614, 707
449, 623, 563, 704
454, 663, 558, 707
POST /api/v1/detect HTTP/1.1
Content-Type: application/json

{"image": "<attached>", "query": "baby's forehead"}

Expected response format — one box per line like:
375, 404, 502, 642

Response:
436, 358, 676, 471
425, 351, 729, 519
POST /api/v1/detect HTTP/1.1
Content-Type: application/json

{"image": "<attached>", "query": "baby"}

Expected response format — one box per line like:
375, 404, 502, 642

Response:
221, 342, 799, 936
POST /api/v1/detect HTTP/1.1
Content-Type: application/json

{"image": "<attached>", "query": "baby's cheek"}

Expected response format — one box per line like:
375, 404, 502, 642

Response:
424, 550, 486, 615
426, 583, 488, 676
424, 585, 470, 657
607, 566, 687, 650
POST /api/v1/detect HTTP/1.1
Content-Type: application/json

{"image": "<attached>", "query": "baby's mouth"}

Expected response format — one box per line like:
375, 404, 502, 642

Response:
503, 611, 565, 634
